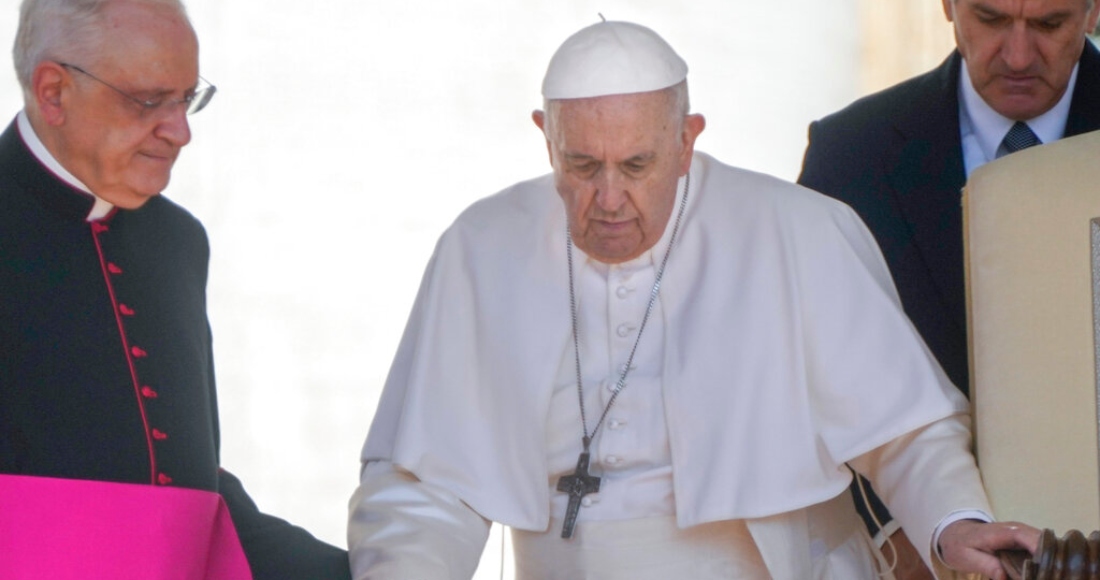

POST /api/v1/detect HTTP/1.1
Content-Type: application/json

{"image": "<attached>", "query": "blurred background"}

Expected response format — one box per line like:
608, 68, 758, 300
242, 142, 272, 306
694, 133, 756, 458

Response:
0, 0, 956, 576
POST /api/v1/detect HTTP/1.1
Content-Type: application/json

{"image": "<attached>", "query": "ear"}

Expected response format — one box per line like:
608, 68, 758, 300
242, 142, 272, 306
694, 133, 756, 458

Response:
1087, 1, 1100, 35
532, 109, 555, 166
677, 113, 706, 175
941, 0, 955, 23
31, 62, 69, 126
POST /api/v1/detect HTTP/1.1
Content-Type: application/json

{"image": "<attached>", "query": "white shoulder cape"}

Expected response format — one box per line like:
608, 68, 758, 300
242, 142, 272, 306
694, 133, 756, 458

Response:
362, 152, 967, 530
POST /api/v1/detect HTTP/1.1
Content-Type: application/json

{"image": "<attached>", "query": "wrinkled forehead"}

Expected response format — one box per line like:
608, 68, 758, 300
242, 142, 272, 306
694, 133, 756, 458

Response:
546, 91, 684, 154
553, 89, 674, 117
104, 2, 195, 45
546, 88, 680, 132
95, 1, 198, 74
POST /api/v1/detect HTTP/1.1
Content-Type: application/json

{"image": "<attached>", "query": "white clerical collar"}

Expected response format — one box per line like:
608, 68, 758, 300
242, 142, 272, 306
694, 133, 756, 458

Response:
958, 59, 1077, 165
16, 110, 114, 221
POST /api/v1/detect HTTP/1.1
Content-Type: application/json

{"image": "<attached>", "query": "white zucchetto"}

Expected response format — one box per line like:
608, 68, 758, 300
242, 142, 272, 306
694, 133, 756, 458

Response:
541, 20, 688, 100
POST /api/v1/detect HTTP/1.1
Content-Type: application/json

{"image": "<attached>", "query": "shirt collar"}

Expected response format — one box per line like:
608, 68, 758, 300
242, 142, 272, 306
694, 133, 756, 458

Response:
958, 59, 1078, 163
17, 110, 114, 221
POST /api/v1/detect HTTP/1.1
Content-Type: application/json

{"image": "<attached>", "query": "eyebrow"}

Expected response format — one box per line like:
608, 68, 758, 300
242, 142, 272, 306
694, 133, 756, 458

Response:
622, 153, 656, 164
1030, 9, 1075, 22
563, 151, 657, 164
126, 77, 202, 99
139, 84, 199, 98
564, 153, 598, 164
971, 1, 1075, 21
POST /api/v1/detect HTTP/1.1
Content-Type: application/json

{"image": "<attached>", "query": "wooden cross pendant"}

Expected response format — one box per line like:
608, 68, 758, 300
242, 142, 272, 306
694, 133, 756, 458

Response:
556, 451, 601, 539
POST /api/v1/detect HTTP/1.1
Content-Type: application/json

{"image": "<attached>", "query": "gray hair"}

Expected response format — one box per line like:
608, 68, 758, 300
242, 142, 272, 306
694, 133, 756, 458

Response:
542, 80, 692, 139
13, 0, 189, 94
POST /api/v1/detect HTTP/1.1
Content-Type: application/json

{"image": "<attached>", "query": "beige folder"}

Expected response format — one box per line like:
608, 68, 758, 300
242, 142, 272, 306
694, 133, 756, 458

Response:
964, 130, 1100, 531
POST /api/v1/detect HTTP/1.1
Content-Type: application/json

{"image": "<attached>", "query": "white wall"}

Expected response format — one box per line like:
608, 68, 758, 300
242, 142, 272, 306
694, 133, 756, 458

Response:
1, 0, 879, 575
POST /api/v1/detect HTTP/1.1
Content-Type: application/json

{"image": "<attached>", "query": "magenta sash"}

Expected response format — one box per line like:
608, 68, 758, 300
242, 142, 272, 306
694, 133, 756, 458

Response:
0, 474, 252, 579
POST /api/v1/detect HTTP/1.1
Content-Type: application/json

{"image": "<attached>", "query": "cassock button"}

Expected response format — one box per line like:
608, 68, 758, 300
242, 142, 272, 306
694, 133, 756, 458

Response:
157, 473, 173, 485
131, 346, 148, 358
91, 222, 109, 234
107, 263, 123, 275
617, 363, 635, 375
119, 304, 135, 316
605, 456, 620, 466
152, 429, 168, 441
615, 286, 631, 299
616, 324, 634, 338
609, 419, 625, 430
141, 386, 159, 399
581, 496, 596, 507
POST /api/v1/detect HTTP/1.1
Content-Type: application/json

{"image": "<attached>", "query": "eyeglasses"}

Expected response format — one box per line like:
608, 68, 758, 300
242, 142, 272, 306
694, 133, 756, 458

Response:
59, 62, 216, 116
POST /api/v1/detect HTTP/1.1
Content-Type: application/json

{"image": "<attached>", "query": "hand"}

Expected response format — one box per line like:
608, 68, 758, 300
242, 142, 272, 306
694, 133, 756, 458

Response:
883, 529, 935, 580
938, 520, 1040, 580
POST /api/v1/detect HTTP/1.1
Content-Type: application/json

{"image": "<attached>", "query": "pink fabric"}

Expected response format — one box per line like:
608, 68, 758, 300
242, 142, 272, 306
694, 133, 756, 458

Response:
0, 474, 252, 579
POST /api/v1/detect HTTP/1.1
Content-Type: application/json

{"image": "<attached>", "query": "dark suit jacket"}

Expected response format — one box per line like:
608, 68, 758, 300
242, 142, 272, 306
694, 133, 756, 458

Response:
797, 42, 1100, 537
0, 119, 350, 580
799, 42, 1100, 397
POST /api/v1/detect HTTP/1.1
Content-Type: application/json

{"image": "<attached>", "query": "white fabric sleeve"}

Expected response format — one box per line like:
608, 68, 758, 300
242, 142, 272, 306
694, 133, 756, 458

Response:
347, 460, 492, 580
931, 510, 994, 564
846, 413, 993, 578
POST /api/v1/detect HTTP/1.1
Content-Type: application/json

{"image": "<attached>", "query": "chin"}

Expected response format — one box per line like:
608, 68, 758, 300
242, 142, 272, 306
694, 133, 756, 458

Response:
131, 174, 172, 199
111, 180, 167, 208
112, 191, 162, 209
989, 88, 1055, 121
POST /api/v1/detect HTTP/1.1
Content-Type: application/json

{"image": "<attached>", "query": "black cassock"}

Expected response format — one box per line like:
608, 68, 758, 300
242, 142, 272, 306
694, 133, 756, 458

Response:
0, 118, 349, 580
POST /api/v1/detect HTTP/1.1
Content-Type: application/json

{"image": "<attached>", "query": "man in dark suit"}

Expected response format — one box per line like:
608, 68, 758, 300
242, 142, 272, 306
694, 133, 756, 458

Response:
798, 0, 1100, 577
0, 0, 350, 578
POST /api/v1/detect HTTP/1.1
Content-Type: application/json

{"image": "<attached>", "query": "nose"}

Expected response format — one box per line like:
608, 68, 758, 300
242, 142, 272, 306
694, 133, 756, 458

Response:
154, 104, 192, 148
594, 170, 628, 213
1000, 22, 1037, 72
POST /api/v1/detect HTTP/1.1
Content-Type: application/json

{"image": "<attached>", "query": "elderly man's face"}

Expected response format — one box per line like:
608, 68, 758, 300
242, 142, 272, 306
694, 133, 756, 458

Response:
533, 90, 704, 264
943, 0, 1100, 120
50, 1, 198, 208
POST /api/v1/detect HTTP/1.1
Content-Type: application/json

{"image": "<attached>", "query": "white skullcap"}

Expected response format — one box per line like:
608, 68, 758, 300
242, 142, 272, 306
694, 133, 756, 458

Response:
541, 20, 688, 100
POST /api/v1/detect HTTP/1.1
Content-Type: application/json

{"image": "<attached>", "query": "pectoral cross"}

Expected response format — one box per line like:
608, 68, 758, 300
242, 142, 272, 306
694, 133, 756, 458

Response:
556, 451, 601, 539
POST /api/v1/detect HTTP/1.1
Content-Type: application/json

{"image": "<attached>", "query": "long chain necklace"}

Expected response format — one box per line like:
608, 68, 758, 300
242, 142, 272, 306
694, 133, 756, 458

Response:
556, 172, 690, 539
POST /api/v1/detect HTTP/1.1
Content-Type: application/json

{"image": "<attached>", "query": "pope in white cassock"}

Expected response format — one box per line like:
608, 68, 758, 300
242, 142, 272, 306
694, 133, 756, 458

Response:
348, 20, 1039, 580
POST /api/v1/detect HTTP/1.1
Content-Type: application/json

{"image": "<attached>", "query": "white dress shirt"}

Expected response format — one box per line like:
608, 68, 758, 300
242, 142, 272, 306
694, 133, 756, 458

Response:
958, 60, 1078, 176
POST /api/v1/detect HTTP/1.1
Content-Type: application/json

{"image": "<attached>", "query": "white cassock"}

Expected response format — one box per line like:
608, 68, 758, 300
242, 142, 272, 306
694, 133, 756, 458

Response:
348, 152, 991, 579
